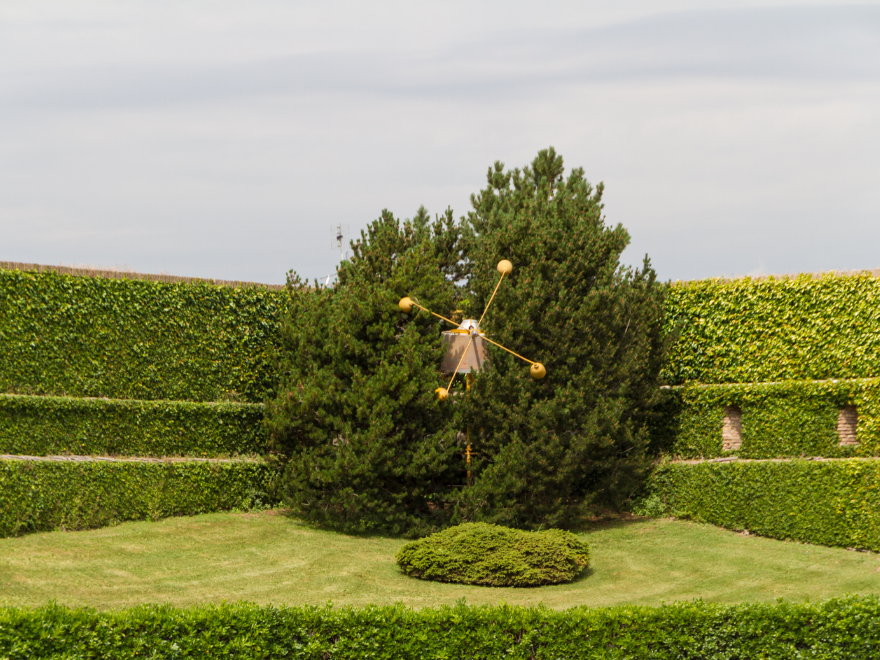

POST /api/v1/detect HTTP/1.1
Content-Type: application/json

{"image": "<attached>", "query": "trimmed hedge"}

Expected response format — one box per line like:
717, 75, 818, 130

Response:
0, 459, 278, 537
0, 269, 284, 402
1, 598, 879, 659
663, 273, 880, 385
648, 458, 880, 550
396, 523, 590, 587
0, 394, 268, 457
651, 378, 880, 459
6, 268, 880, 400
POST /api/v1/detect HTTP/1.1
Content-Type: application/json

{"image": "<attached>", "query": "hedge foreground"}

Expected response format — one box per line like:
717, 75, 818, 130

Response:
1, 598, 879, 659
0, 459, 278, 537
651, 378, 880, 459
0, 394, 268, 457
649, 458, 880, 550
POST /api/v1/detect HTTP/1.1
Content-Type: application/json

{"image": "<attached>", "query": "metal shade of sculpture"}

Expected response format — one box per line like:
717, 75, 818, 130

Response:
398, 259, 546, 482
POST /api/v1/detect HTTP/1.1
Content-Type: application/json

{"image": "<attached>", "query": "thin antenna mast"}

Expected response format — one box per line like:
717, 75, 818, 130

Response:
334, 224, 347, 261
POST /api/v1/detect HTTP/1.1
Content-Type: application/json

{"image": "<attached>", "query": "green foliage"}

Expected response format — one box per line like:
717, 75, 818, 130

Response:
265, 208, 464, 535
267, 151, 669, 534
455, 148, 668, 528
631, 493, 668, 518
0, 459, 277, 537
648, 275, 880, 550
268, 151, 669, 534
651, 379, 880, 459
395, 522, 590, 587
0, 394, 267, 457
648, 458, 880, 550
2, 598, 880, 659
663, 273, 880, 385
0, 269, 284, 402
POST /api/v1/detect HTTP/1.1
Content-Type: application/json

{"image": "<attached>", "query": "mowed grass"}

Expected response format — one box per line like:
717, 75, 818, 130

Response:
2, 511, 879, 610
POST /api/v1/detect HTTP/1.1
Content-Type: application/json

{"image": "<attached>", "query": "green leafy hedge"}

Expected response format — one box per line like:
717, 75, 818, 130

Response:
651, 378, 880, 459
663, 274, 880, 385
0, 394, 268, 457
0, 269, 285, 402
396, 523, 590, 587
648, 458, 880, 550
0, 459, 278, 537
1, 598, 879, 659
7, 268, 880, 402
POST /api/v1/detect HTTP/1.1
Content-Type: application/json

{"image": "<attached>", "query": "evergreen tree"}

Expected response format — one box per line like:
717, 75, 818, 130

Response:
265, 208, 464, 535
455, 148, 668, 529
267, 150, 667, 535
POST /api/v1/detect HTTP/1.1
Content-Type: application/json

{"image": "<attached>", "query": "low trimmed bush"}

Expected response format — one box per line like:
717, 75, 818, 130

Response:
0, 459, 278, 537
0, 394, 268, 457
648, 458, 880, 550
2, 598, 880, 659
395, 523, 590, 587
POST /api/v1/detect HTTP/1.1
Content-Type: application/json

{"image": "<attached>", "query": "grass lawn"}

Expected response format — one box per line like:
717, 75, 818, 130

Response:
1, 511, 879, 610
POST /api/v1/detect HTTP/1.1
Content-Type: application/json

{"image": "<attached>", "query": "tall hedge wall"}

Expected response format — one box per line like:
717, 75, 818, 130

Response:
651, 378, 880, 459
2, 598, 879, 659
0, 459, 277, 537
648, 458, 880, 550
5, 268, 880, 401
663, 274, 880, 385
0, 269, 285, 402
0, 394, 268, 457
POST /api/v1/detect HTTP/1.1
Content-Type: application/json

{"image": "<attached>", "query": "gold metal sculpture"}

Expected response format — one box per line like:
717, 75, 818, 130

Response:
398, 259, 546, 481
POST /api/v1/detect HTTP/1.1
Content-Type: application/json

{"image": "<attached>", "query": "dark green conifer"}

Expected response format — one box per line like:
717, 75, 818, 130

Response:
265, 208, 464, 535
455, 148, 668, 529
267, 150, 667, 534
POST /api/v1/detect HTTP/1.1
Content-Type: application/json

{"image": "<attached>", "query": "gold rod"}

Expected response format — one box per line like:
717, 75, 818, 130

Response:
466, 373, 473, 485
478, 272, 505, 327
466, 424, 471, 485
446, 336, 474, 392
411, 302, 459, 328
481, 335, 537, 365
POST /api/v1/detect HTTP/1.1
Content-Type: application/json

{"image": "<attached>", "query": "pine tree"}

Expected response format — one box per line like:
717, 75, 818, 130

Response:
265, 208, 465, 535
267, 150, 668, 535
455, 148, 668, 529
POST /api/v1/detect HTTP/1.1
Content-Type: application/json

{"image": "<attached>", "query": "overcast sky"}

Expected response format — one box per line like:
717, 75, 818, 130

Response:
2, 1, 879, 284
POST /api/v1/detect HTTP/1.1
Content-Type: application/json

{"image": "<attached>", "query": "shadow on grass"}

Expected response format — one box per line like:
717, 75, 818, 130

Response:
393, 565, 597, 589
575, 514, 660, 534
567, 566, 595, 585
275, 508, 417, 540
273, 506, 662, 543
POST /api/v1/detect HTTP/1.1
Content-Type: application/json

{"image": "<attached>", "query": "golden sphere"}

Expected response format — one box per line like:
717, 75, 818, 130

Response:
398, 296, 414, 313
435, 387, 449, 401
497, 259, 513, 275
530, 362, 547, 380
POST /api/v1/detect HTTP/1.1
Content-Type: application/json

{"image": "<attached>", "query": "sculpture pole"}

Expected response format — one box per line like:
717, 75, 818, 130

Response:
399, 259, 547, 482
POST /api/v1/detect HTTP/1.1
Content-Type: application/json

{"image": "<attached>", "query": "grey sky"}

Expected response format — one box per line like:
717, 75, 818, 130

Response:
2, 1, 879, 284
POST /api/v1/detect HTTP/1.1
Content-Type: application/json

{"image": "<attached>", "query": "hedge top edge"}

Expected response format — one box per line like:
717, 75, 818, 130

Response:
0, 261, 286, 291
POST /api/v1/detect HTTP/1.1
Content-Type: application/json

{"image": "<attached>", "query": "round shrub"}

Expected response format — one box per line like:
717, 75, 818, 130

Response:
395, 522, 590, 587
